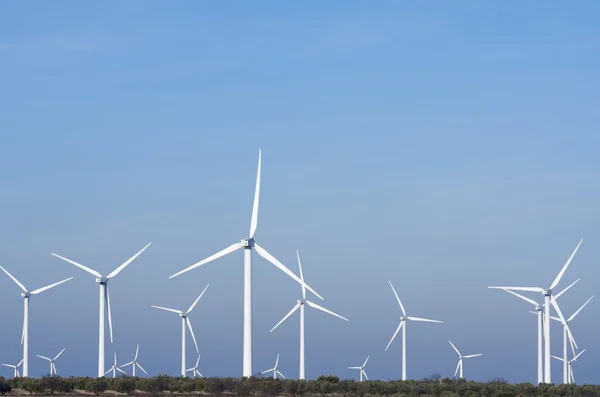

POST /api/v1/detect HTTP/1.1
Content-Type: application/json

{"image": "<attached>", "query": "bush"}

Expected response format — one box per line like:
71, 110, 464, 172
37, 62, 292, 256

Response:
86, 378, 108, 395
0, 381, 11, 396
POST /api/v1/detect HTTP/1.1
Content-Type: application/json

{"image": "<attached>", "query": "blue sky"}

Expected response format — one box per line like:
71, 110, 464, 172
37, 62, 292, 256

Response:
1, 0, 600, 384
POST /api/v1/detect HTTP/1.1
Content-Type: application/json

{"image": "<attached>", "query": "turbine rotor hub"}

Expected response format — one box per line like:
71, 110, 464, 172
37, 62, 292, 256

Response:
96, 277, 108, 284
21, 292, 31, 298
242, 238, 255, 248
544, 289, 552, 296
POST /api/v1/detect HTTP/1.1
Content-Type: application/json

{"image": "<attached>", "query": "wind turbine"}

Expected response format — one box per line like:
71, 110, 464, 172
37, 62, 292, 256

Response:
105, 352, 126, 378
1, 360, 23, 378
488, 238, 583, 383
269, 250, 348, 379
448, 341, 482, 379
168, 150, 323, 377
0, 265, 72, 377
552, 349, 585, 384
549, 295, 594, 384
385, 280, 443, 381
121, 344, 148, 377
36, 348, 65, 377
186, 354, 203, 378
498, 278, 579, 384
348, 356, 370, 382
261, 354, 286, 379
51, 242, 151, 377
151, 285, 208, 376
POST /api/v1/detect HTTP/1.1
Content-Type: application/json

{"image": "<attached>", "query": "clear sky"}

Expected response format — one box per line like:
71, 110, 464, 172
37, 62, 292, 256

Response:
1, 0, 600, 384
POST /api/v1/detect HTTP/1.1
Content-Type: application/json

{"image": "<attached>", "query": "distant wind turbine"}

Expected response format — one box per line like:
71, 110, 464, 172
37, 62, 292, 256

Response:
488, 238, 583, 383
51, 242, 151, 377
0, 265, 72, 377
552, 349, 585, 384
106, 352, 127, 378
168, 150, 322, 377
186, 354, 203, 378
385, 280, 443, 381
37, 348, 65, 377
348, 356, 370, 382
121, 344, 148, 377
1, 359, 23, 378
448, 341, 482, 379
261, 354, 286, 379
151, 285, 209, 376
270, 251, 348, 379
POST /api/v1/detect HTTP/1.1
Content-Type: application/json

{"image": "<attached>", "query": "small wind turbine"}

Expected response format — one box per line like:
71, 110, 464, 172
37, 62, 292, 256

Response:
348, 356, 370, 382
105, 352, 127, 378
448, 341, 482, 379
488, 238, 582, 383
0, 265, 72, 377
552, 349, 585, 384
385, 280, 443, 381
270, 251, 348, 379
121, 344, 148, 377
1, 359, 23, 378
261, 354, 286, 379
37, 348, 65, 377
186, 354, 203, 378
168, 150, 322, 377
549, 295, 594, 384
151, 285, 208, 377
51, 242, 151, 377
499, 278, 579, 384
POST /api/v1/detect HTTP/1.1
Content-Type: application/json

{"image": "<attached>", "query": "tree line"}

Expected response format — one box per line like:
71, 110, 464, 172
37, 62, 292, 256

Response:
1, 374, 600, 397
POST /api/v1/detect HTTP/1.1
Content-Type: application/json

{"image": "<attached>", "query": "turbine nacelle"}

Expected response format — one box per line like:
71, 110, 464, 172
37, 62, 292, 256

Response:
242, 238, 255, 248
21, 292, 31, 298
95, 277, 108, 284
544, 289, 552, 296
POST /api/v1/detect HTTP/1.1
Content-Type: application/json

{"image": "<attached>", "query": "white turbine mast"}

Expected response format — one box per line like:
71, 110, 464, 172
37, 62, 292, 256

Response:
0, 265, 73, 377
151, 284, 208, 377
121, 344, 148, 377
498, 278, 579, 384
1, 359, 23, 378
186, 354, 203, 378
51, 242, 152, 377
270, 250, 348, 379
348, 355, 370, 382
261, 354, 286, 379
169, 150, 323, 377
385, 280, 443, 381
552, 349, 585, 384
36, 348, 66, 377
449, 341, 482, 379
488, 238, 583, 384
105, 352, 127, 378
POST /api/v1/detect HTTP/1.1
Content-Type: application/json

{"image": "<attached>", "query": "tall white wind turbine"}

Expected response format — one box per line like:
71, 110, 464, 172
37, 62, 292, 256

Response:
552, 349, 585, 384
270, 250, 348, 379
348, 356, 370, 382
37, 348, 65, 377
261, 354, 286, 379
385, 281, 443, 381
0, 266, 72, 377
488, 238, 583, 383
498, 278, 579, 384
168, 150, 323, 377
549, 295, 594, 384
51, 242, 151, 377
151, 285, 208, 376
448, 341, 482, 379
105, 352, 126, 378
186, 354, 203, 378
1, 360, 23, 378
121, 344, 148, 377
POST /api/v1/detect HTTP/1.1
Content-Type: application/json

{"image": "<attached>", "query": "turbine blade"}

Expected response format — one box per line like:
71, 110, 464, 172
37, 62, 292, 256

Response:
117, 367, 127, 375
573, 349, 586, 361
385, 321, 403, 351
195, 354, 201, 368
1, 364, 14, 368
0, 266, 28, 293
500, 288, 540, 306
30, 277, 74, 295
169, 242, 244, 279
151, 306, 183, 315
261, 369, 275, 374
463, 354, 482, 358
186, 318, 199, 354
121, 361, 134, 367
249, 149, 261, 238
37, 355, 51, 361
136, 362, 148, 375
348, 367, 361, 369
554, 278, 580, 299
550, 316, 561, 322
550, 295, 576, 348
53, 348, 65, 360
551, 355, 563, 361
488, 286, 544, 292
407, 316, 443, 323
135, 344, 139, 361
107, 242, 152, 279
50, 254, 102, 278
568, 295, 594, 322
275, 354, 279, 367
448, 341, 461, 356
106, 286, 114, 344
17, 359, 23, 367
568, 331, 577, 356
388, 280, 406, 316
550, 238, 583, 290
255, 244, 324, 300
570, 366, 575, 384
362, 370, 369, 381
270, 302, 301, 332
296, 250, 306, 300
305, 300, 348, 321
362, 355, 370, 368
454, 360, 461, 378
196, 370, 203, 378
187, 284, 210, 314
277, 370, 286, 379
